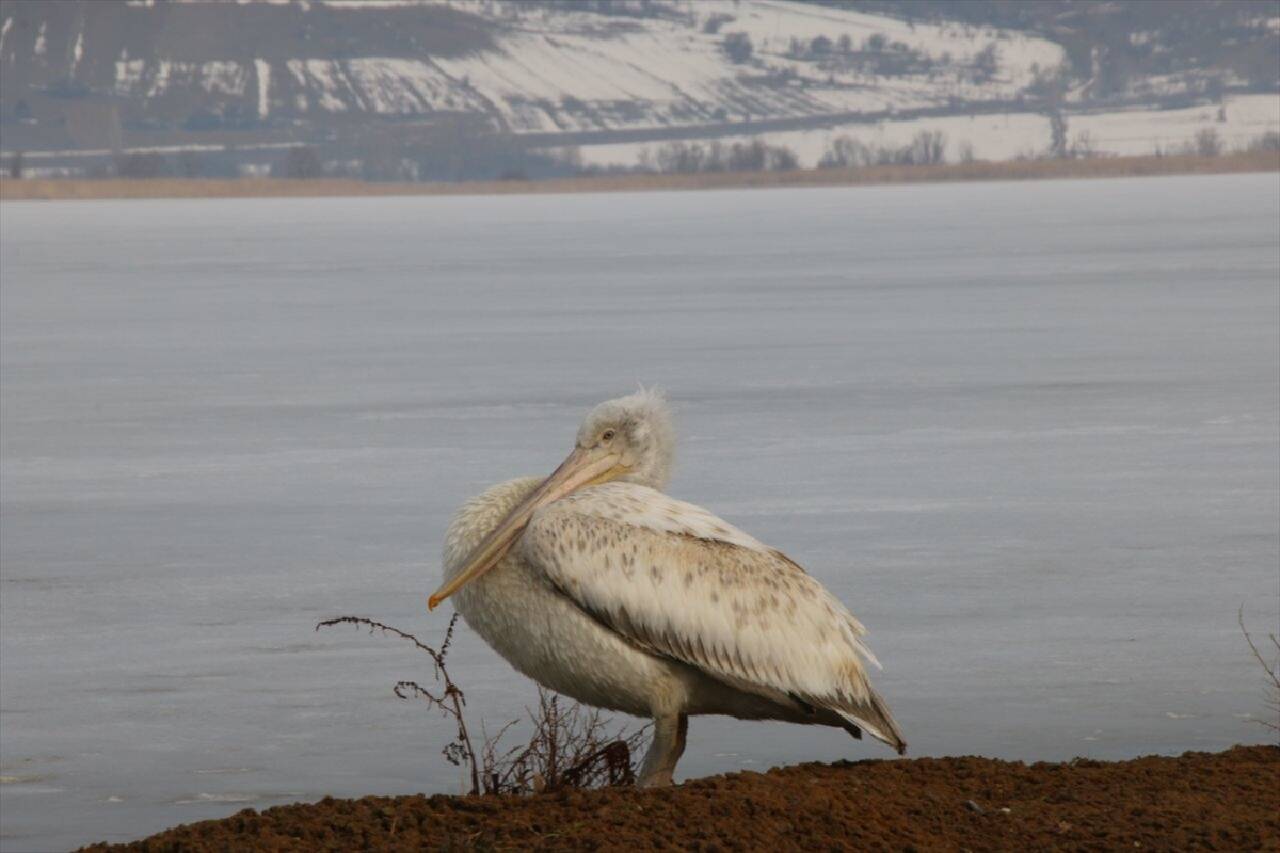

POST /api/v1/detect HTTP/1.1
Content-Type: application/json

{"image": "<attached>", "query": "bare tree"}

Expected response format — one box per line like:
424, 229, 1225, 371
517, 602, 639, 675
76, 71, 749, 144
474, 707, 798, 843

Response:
767, 144, 799, 171
702, 13, 732, 35
279, 146, 323, 179
646, 139, 799, 175
1070, 131, 1097, 159
1193, 128, 1222, 157
819, 136, 871, 169
1246, 131, 1280, 153
654, 141, 706, 174
973, 42, 999, 82
909, 129, 947, 165
637, 147, 656, 172
727, 139, 766, 172
1048, 109, 1069, 159
722, 32, 752, 64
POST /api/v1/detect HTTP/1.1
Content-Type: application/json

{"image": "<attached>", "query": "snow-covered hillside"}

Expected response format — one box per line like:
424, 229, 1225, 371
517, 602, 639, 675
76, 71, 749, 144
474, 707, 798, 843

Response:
1, 0, 1068, 134
417, 0, 1067, 133
1, 0, 1275, 176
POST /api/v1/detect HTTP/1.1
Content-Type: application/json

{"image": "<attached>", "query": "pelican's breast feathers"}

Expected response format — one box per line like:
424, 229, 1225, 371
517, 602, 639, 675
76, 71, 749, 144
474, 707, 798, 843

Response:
521, 482, 905, 752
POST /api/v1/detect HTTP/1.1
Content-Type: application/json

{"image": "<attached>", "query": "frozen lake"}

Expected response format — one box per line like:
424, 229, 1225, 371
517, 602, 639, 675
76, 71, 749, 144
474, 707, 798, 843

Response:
2, 174, 1278, 851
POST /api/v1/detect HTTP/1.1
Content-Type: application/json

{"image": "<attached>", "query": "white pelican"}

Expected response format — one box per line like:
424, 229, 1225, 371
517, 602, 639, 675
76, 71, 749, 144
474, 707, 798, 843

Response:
429, 390, 905, 787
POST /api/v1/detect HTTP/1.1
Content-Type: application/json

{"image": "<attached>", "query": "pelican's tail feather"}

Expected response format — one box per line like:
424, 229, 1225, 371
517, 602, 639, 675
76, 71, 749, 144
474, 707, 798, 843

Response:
833, 689, 907, 755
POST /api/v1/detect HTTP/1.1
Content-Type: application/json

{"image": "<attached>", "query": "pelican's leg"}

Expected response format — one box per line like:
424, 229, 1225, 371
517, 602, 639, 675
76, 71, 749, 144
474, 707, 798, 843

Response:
637, 712, 688, 788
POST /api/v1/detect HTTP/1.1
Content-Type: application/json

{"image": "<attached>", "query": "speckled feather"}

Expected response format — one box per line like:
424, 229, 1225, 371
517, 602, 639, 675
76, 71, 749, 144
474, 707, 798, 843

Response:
522, 482, 905, 751
443, 477, 829, 723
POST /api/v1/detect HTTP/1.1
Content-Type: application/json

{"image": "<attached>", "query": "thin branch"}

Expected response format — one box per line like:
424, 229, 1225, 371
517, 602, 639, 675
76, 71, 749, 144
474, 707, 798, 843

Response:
1239, 605, 1280, 734
318, 613, 480, 793
316, 615, 449, 677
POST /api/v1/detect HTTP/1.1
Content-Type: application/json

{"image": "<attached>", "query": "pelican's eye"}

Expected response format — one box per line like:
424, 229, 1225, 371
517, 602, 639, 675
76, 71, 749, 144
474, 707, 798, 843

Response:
601, 429, 616, 443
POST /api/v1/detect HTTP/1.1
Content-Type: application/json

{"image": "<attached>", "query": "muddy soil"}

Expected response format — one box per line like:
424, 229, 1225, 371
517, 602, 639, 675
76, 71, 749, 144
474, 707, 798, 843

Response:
83, 745, 1278, 851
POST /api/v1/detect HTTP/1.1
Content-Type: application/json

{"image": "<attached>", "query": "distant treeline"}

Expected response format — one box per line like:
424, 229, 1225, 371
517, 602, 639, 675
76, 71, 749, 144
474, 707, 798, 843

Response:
4, 150, 1277, 201
5, 129, 1278, 183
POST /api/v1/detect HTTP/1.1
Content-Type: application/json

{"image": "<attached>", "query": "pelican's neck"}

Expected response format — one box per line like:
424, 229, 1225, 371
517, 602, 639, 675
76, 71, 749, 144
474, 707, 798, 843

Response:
442, 476, 541, 582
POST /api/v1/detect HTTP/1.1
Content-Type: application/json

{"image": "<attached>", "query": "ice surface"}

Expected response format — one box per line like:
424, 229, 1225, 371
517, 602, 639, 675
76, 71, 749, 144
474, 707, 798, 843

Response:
1, 174, 1278, 850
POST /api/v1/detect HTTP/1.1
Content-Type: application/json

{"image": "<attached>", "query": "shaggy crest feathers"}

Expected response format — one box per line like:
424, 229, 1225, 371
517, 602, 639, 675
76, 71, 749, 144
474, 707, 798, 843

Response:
576, 388, 674, 491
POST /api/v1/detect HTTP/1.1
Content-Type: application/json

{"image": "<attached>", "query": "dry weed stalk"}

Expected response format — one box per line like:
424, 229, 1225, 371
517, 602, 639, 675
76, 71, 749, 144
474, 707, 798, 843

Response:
480, 689, 647, 794
1238, 605, 1280, 736
316, 613, 646, 794
317, 614, 480, 793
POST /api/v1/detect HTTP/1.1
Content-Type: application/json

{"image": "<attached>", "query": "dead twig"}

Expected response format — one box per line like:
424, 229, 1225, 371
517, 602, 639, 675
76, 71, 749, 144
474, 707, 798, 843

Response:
317, 613, 480, 794
1238, 605, 1280, 735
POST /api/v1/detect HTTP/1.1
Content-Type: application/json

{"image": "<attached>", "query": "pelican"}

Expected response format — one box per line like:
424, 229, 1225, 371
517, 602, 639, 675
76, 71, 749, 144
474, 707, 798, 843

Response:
429, 390, 905, 787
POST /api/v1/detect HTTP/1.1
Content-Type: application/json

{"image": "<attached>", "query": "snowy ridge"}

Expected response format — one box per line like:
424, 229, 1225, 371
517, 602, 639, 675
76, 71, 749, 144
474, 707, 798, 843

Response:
414, 0, 1067, 132
91, 0, 1065, 131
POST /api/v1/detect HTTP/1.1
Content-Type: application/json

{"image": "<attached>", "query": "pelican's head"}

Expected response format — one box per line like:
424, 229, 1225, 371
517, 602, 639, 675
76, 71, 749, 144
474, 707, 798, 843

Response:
574, 388, 674, 491
428, 389, 673, 610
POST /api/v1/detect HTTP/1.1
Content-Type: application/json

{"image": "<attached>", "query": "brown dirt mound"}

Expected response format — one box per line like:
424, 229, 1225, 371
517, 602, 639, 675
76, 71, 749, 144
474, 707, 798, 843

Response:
83, 745, 1278, 852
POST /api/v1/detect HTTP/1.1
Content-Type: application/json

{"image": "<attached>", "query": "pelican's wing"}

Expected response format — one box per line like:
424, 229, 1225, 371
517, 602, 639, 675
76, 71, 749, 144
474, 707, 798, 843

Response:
521, 482, 906, 753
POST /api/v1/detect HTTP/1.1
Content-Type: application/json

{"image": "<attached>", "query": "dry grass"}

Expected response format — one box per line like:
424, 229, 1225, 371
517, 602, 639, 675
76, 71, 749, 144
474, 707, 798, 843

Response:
3, 150, 1275, 201
478, 689, 647, 794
